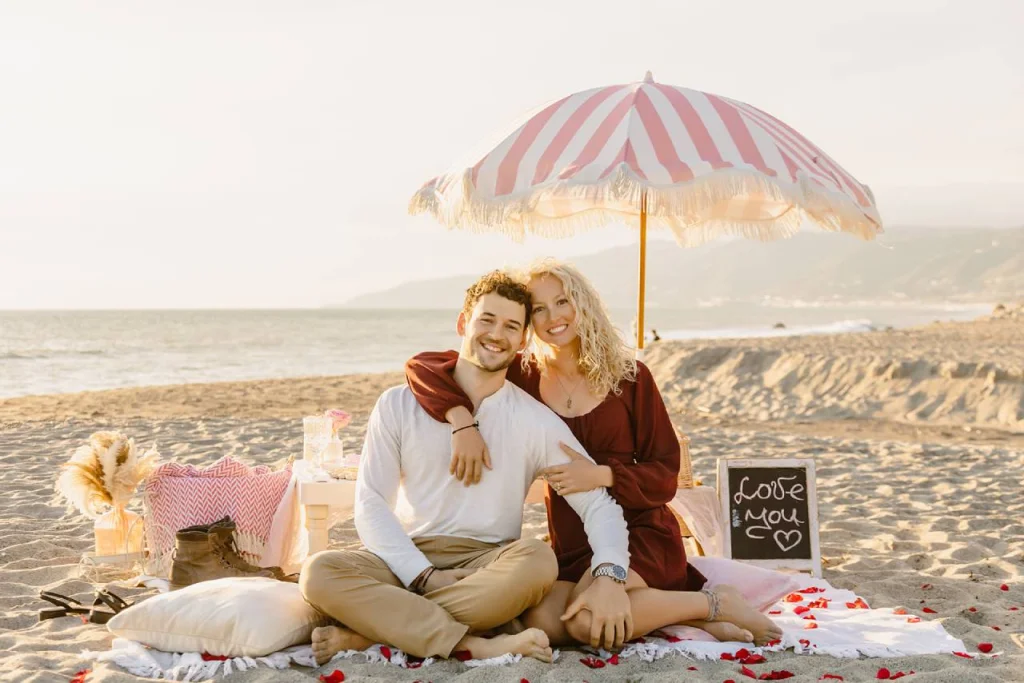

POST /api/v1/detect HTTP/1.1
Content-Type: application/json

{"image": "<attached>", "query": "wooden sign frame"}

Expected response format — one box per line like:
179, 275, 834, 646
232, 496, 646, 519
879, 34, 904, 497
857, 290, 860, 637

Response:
717, 457, 822, 578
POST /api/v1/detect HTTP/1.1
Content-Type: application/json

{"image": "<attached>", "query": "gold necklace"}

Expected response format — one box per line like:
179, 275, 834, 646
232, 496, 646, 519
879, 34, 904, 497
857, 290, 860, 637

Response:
552, 368, 586, 410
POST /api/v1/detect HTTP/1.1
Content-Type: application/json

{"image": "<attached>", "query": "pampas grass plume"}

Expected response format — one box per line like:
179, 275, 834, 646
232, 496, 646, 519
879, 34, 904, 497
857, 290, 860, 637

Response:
54, 431, 160, 518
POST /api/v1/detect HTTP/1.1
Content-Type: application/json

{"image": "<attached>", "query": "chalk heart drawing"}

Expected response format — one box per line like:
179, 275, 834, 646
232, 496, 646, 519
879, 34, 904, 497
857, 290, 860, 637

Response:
774, 529, 802, 552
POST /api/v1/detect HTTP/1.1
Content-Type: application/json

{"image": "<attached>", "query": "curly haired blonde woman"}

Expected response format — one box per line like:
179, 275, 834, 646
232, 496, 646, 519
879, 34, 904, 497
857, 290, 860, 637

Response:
406, 259, 781, 649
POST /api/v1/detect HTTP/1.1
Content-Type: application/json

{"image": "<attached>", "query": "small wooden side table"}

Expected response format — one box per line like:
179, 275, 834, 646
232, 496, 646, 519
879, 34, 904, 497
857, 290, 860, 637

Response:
294, 460, 357, 555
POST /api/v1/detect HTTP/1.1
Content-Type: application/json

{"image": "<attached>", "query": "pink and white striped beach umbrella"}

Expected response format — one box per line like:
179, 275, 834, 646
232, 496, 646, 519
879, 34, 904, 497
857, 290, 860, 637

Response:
410, 72, 882, 351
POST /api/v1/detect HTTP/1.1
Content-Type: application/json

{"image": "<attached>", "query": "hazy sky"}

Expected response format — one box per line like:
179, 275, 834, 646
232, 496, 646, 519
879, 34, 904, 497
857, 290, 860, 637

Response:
1, 1, 1021, 309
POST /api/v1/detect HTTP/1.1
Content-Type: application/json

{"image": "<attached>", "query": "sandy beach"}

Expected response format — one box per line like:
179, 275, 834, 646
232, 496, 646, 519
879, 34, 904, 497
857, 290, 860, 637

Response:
2, 315, 1022, 682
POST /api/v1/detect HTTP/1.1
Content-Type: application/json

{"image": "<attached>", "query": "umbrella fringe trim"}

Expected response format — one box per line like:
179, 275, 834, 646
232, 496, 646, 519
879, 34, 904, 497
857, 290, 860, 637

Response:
409, 165, 882, 247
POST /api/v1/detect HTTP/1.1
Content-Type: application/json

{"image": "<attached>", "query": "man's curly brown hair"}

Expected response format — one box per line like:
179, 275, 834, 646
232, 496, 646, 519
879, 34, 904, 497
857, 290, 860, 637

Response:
462, 270, 532, 328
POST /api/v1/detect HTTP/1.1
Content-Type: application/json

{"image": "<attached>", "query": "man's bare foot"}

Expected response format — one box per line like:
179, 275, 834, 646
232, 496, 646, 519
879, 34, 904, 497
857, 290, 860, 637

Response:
457, 628, 553, 663
712, 585, 784, 646
680, 619, 754, 643
311, 625, 375, 665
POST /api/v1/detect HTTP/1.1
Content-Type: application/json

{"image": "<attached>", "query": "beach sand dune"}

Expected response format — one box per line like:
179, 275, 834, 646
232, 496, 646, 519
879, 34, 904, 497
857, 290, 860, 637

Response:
1, 318, 1021, 681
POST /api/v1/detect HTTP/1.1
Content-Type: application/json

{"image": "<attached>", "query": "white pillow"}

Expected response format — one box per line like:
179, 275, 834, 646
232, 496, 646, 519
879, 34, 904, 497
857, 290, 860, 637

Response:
107, 577, 330, 657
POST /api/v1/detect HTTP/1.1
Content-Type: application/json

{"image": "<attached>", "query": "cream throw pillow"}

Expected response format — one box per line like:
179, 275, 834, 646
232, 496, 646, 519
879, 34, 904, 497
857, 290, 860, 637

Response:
107, 577, 330, 657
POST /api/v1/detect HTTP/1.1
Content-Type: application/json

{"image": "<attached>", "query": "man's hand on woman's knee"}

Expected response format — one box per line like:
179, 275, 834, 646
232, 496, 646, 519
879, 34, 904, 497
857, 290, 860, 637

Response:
561, 577, 633, 650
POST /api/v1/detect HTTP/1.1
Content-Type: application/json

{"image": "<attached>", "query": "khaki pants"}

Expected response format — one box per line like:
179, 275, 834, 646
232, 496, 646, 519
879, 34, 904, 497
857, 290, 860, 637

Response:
299, 536, 558, 658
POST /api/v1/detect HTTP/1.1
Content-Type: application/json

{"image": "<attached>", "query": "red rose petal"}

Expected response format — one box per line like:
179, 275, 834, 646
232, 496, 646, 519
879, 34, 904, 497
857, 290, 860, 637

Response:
201, 653, 229, 661
579, 657, 605, 669
890, 673, 913, 680
664, 634, 683, 642
808, 598, 830, 609
799, 639, 812, 647
893, 608, 907, 615
794, 605, 811, 615
803, 614, 817, 620
380, 646, 392, 660
765, 639, 782, 647
521, 679, 530, 683
607, 654, 620, 665
742, 654, 767, 664
769, 610, 782, 615
953, 651, 973, 659
70, 672, 90, 683
452, 650, 472, 661
760, 672, 795, 680
1000, 584, 1009, 591
922, 607, 937, 614
688, 666, 698, 670
967, 606, 977, 612
921, 584, 931, 589
907, 617, 921, 623
876, 668, 891, 679
820, 676, 844, 681
1010, 607, 1019, 611
721, 652, 736, 661
978, 643, 993, 653
740, 665, 757, 678
804, 622, 819, 629
735, 648, 751, 659
319, 671, 345, 683
785, 593, 804, 602
799, 587, 826, 594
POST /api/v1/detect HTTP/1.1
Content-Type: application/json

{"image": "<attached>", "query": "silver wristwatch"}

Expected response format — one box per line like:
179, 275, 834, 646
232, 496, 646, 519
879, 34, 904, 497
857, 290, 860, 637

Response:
591, 563, 627, 584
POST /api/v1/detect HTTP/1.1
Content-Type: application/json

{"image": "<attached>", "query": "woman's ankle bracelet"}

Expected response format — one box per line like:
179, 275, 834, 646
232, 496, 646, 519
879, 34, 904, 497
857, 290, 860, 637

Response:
700, 587, 720, 621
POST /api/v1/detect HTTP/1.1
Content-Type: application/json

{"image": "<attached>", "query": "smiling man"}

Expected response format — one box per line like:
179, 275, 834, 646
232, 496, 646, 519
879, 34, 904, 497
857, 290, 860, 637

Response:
299, 270, 631, 665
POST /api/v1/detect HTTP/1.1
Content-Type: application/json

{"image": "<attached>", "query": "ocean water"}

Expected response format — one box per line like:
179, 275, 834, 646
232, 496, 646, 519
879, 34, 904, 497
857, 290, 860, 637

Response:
0, 303, 989, 399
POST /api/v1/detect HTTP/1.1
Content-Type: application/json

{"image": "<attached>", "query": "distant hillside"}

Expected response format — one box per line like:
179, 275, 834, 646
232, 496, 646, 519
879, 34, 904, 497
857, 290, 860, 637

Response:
342, 227, 1024, 309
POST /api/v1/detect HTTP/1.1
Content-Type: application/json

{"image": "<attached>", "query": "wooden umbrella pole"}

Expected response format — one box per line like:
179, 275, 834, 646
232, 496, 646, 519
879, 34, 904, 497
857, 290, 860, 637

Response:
636, 192, 648, 357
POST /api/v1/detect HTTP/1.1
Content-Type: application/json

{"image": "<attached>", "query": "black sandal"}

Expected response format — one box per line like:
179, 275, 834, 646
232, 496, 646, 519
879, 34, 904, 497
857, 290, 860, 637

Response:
38, 591, 92, 622
39, 589, 134, 624
89, 589, 133, 624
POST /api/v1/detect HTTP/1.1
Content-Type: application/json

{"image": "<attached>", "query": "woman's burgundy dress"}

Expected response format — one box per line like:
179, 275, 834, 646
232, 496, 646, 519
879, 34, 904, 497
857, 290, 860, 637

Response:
405, 351, 706, 592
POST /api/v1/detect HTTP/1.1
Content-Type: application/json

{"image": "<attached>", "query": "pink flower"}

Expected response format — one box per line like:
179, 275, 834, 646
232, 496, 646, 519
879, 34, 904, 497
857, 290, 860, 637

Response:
325, 409, 352, 432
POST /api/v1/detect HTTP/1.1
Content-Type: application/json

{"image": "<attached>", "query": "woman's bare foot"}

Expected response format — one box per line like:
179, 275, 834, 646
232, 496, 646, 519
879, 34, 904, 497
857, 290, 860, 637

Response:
712, 586, 784, 646
311, 625, 375, 665
458, 628, 553, 663
680, 619, 754, 643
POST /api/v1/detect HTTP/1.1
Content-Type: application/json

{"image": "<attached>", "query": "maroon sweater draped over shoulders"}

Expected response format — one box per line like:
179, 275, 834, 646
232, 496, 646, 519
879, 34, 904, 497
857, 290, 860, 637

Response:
404, 351, 706, 592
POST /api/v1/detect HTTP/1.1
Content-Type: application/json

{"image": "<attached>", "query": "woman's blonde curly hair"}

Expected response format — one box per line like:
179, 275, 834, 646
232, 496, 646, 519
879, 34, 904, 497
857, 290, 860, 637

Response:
521, 258, 637, 397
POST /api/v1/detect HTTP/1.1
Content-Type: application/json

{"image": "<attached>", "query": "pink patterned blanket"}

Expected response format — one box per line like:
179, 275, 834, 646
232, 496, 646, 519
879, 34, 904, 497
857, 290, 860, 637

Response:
143, 456, 292, 576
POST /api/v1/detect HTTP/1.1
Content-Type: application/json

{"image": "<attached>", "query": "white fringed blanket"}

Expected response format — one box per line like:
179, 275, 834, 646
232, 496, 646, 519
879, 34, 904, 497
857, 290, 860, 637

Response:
84, 574, 982, 680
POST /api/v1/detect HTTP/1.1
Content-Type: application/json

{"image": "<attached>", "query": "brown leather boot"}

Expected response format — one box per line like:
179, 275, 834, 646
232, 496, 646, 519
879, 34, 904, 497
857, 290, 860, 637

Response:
169, 517, 282, 590
207, 517, 291, 581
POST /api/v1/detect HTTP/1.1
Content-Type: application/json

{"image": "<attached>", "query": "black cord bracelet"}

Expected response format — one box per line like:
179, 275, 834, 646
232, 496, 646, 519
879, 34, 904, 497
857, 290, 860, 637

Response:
452, 421, 479, 434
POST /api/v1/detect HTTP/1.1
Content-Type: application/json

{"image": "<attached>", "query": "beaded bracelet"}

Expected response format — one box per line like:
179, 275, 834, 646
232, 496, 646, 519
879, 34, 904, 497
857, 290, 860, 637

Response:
452, 421, 480, 435
700, 587, 721, 620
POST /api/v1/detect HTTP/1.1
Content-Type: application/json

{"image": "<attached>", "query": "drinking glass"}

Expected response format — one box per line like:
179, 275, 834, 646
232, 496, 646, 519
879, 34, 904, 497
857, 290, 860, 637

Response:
303, 415, 333, 465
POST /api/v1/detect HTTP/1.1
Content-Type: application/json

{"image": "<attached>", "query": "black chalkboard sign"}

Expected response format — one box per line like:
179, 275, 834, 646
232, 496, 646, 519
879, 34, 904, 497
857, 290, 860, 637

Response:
717, 458, 821, 577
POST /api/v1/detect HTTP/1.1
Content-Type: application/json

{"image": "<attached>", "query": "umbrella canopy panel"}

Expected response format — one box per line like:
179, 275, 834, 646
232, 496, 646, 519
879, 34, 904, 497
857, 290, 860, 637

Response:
411, 73, 881, 247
